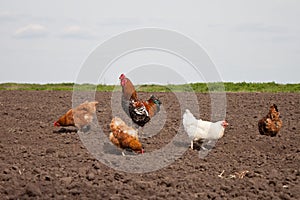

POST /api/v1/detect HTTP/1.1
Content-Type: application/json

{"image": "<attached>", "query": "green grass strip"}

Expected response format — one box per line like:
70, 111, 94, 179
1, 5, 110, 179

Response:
0, 82, 299, 93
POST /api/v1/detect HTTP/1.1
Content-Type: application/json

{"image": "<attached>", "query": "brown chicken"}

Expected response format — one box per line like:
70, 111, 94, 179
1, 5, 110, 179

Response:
54, 101, 98, 132
109, 117, 144, 156
119, 73, 138, 102
258, 104, 282, 137
119, 74, 162, 129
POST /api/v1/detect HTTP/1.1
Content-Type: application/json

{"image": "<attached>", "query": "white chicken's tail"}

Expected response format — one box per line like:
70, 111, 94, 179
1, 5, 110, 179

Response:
183, 109, 197, 126
183, 109, 199, 141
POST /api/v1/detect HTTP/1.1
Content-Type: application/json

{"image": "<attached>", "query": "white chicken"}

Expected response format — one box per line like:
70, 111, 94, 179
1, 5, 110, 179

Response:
183, 109, 228, 149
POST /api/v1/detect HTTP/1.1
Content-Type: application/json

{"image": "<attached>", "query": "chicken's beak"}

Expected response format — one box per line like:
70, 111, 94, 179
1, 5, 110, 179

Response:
223, 121, 229, 127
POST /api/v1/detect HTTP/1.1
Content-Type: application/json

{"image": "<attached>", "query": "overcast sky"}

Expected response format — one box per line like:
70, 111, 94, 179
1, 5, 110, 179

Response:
0, 0, 299, 84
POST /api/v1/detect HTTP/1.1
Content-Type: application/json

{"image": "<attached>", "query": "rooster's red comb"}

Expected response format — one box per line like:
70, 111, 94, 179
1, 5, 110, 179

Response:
119, 74, 125, 80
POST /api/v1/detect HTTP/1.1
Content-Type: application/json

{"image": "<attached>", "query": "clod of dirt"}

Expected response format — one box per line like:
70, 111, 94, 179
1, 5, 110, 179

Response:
69, 188, 81, 195
78, 167, 88, 177
46, 148, 56, 154
92, 163, 101, 170
86, 172, 95, 181
60, 177, 73, 185
44, 175, 52, 181
3, 168, 10, 174
11, 165, 19, 171
25, 183, 42, 197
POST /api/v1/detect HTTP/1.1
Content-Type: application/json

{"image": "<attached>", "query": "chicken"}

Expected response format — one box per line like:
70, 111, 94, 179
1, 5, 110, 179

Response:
183, 109, 229, 149
54, 101, 98, 132
119, 73, 138, 102
119, 73, 162, 131
109, 117, 144, 156
258, 104, 282, 137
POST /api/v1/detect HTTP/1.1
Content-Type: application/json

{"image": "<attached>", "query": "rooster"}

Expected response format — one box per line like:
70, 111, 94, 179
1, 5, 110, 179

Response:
183, 109, 229, 149
54, 101, 98, 132
119, 73, 162, 132
258, 104, 282, 137
109, 117, 144, 156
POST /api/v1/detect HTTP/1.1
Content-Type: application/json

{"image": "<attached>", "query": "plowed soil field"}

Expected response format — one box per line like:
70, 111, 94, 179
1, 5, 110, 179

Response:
0, 91, 299, 199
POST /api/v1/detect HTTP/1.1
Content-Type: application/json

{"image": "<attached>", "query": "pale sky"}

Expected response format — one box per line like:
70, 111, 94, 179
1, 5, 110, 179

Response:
0, 0, 299, 84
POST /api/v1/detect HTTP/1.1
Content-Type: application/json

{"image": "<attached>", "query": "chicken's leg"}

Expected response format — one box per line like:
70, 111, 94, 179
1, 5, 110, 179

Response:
134, 124, 144, 136
139, 127, 145, 135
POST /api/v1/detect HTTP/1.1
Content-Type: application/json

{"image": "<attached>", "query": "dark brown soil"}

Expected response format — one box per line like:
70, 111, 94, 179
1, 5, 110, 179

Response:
0, 91, 299, 199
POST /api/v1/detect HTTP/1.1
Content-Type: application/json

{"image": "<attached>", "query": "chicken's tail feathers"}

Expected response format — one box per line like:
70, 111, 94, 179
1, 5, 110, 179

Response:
80, 100, 99, 106
183, 109, 197, 125
183, 109, 194, 119
184, 109, 191, 114
90, 101, 99, 106
149, 95, 162, 106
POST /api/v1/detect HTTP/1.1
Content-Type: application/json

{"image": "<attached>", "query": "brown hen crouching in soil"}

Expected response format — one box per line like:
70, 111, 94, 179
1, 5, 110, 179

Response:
54, 101, 98, 132
258, 104, 282, 136
109, 117, 144, 156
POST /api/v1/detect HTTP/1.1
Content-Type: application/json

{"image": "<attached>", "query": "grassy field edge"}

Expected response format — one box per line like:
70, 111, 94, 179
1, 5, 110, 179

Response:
0, 82, 299, 93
